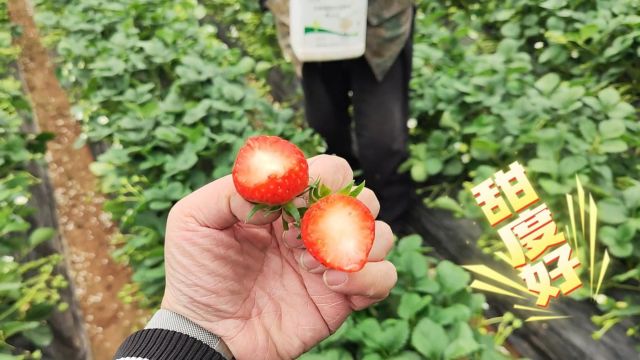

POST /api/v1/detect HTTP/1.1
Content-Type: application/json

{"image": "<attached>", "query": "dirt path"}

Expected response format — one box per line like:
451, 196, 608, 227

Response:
8, 0, 148, 359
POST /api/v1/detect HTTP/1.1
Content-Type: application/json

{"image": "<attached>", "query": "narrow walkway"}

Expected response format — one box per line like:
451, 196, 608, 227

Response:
8, 0, 147, 358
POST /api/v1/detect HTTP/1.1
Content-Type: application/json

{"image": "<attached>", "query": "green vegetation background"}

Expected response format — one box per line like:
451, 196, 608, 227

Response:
1, 0, 639, 358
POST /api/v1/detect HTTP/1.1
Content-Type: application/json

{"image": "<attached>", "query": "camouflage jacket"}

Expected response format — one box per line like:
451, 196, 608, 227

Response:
267, 0, 414, 81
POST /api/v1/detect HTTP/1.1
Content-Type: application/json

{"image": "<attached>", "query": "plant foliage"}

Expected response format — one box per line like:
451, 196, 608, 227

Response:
404, 0, 640, 337
0, 1, 66, 357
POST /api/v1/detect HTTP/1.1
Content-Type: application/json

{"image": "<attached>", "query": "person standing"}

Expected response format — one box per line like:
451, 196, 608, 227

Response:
266, 0, 415, 227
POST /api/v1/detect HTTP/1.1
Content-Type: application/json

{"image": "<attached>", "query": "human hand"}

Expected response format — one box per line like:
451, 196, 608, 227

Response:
161, 155, 397, 360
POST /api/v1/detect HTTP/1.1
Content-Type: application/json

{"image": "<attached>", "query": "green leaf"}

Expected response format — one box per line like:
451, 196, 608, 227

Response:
600, 226, 633, 258
538, 178, 570, 195
89, 57, 126, 77
603, 35, 634, 58
598, 88, 621, 108
362, 354, 384, 360
598, 198, 628, 224
319, 184, 332, 197
430, 196, 465, 215
528, 158, 558, 176
443, 159, 463, 176
247, 204, 269, 222
396, 235, 424, 253
414, 277, 440, 294
410, 162, 428, 182
432, 304, 472, 325
608, 102, 636, 119
436, 260, 470, 295
388, 351, 423, 360
500, 22, 520, 38
397, 293, 429, 320
534, 73, 560, 95
598, 119, 626, 139
579, 120, 597, 142
164, 148, 198, 175
470, 138, 499, 161
338, 180, 355, 195
182, 100, 212, 124
444, 336, 480, 359
411, 318, 448, 358
0, 282, 21, 293
425, 158, 443, 175
395, 251, 428, 278
540, 0, 567, 10
299, 349, 353, 360
153, 126, 182, 143
349, 181, 366, 197
559, 156, 588, 177
22, 325, 53, 347
600, 139, 628, 153
283, 202, 301, 224
377, 319, 410, 354
89, 162, 114, 176
0, 321, 40, 338
617, 222, 636, 243
29, 228, 56, 247
622, 185, 640, 209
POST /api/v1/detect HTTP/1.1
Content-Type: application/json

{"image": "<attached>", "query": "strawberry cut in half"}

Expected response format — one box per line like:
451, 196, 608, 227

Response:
301, 194, 375, 272
232, 135, 309, 206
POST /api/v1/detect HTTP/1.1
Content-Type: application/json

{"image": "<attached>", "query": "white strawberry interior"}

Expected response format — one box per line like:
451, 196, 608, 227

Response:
320, 204, 366, 269
245, 149, 288, 186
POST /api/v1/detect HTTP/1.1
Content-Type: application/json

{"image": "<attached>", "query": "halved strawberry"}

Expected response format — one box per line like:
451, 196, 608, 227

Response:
232, 135, 309, 206
301, 194, 375, 272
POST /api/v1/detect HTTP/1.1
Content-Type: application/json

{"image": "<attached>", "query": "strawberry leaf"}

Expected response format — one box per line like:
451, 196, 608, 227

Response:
283, 201, 301, 225
247, 203, 270, 222
319, 184, 332, 198
349, 181, 366, 198
338, 180, 355, 195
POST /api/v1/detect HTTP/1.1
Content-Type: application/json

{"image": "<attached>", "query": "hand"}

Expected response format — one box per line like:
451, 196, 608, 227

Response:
161, 155, 397, 360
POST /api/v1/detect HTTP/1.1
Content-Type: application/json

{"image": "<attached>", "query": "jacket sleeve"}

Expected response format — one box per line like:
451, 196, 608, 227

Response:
114, 309, 233, 360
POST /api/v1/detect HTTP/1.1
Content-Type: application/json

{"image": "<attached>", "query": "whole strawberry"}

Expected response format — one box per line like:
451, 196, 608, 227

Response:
301, 193, 375, 272
232, 135, 309, 206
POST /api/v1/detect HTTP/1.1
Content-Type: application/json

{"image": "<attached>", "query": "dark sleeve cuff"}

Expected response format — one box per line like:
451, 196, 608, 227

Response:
114, 328, 226, 360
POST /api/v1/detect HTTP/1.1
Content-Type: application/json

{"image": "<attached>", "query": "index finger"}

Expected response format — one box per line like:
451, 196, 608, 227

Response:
169, 154, 355, 230
169, 175, 280, 230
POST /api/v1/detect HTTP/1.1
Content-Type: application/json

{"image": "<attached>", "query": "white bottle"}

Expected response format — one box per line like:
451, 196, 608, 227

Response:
290, 0, 368, 62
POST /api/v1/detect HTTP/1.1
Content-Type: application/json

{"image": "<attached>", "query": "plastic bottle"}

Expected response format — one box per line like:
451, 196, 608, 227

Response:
290, 0, 368, 62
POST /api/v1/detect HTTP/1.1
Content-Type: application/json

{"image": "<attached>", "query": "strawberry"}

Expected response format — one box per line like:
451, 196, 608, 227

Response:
301, 194, 375, 272
232, 135, 309, 206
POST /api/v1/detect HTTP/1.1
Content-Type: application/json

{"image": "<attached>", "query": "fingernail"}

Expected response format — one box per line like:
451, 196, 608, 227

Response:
283, 227, 300, 248
300, 252, 319, 271
324, 270, 348, 287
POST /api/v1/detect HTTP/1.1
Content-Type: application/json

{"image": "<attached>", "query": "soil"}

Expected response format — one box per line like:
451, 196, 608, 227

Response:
8, 0, 148, 359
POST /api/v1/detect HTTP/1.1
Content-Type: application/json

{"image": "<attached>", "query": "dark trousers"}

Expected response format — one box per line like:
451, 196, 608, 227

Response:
301, 37, 413, 223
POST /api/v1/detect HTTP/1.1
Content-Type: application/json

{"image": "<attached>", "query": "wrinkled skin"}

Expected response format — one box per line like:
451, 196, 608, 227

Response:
162, 155, 397, 360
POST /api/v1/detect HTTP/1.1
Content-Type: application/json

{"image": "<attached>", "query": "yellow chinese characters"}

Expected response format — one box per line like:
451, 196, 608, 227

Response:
471, 161, 582, 307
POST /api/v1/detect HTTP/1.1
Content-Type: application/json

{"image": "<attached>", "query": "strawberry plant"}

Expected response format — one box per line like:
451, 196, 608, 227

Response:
405, 0, 640, 337
34, 0, 322, 307
0, 2, 66, 357
299, 235, 510, 360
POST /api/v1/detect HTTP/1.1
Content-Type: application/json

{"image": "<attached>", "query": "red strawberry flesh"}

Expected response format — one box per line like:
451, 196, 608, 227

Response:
301, 194, 375, 272
232, 136, 308, 205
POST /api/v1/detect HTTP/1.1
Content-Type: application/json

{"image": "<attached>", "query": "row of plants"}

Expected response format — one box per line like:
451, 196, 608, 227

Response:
33, 0, 508, 357
403, 0, 639, 338
192, 0, 640, 341
300, 235, 515, 360
33, 0, 321, 307
0, 1, 66, 357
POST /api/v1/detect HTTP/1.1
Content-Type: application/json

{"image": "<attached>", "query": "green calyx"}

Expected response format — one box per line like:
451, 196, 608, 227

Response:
246, 180, 366, 231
